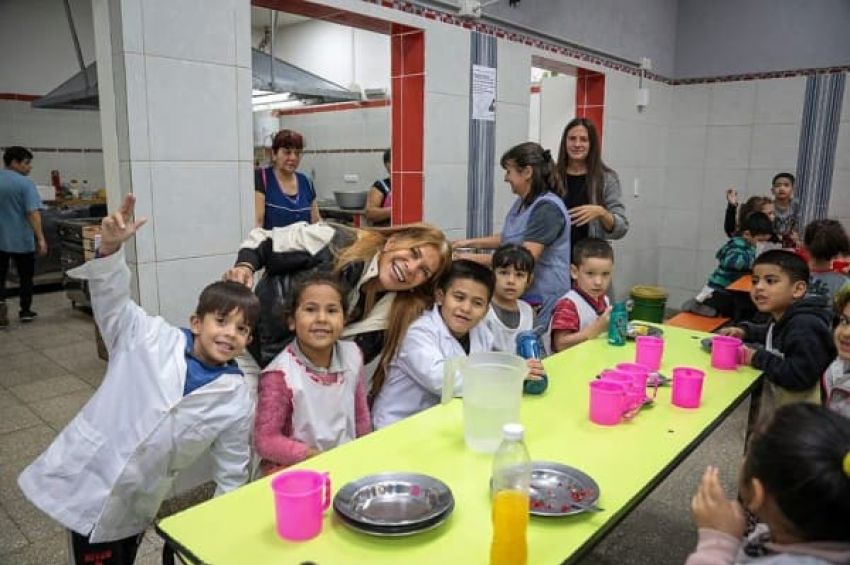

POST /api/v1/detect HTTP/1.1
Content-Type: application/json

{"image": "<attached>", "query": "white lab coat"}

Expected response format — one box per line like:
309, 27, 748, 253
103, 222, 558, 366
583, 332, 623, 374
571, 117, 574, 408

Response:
372, 306, 493, 429
17, 250, 252, 542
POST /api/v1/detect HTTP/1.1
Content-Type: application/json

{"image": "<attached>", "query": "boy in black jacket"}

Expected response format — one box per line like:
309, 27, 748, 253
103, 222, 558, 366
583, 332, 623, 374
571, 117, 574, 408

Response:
720, 250, 835, 424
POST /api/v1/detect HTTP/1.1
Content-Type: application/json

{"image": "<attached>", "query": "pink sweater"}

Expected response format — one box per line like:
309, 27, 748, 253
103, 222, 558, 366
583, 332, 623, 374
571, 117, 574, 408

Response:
254, 356, 371, 475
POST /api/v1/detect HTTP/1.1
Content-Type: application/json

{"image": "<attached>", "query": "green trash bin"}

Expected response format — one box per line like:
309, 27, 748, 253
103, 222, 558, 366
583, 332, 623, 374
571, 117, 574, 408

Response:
629, 285, 668, 323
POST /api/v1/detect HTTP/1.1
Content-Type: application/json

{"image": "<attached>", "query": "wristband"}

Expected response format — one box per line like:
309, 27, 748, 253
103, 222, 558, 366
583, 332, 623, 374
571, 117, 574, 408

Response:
235, 262, 256, 272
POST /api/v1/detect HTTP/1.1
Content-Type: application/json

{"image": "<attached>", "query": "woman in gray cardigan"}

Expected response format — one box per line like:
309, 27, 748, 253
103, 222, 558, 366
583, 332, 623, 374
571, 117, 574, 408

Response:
556, 118, 628, 244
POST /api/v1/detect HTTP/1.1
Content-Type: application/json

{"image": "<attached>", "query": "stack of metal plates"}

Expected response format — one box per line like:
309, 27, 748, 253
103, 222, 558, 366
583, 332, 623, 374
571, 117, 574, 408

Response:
333, 472, 454, 537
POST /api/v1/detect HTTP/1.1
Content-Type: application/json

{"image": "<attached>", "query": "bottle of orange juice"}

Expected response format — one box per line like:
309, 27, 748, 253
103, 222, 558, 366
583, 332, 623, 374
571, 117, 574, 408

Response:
490, 423, 531, 565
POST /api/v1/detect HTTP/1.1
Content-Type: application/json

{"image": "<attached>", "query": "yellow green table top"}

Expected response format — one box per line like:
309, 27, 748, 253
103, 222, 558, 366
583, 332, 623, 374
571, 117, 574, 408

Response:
156, 324, 761, 564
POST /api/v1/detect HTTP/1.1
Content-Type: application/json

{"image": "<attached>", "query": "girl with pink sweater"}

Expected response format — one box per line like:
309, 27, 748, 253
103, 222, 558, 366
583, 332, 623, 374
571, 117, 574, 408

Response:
254, 273, 371, 475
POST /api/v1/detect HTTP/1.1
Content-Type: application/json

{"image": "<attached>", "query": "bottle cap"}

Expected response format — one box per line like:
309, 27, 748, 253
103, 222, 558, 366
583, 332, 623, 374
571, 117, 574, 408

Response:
502, 423, 524, 441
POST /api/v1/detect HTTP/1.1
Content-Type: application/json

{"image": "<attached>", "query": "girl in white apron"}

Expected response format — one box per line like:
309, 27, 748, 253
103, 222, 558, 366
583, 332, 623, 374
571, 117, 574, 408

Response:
253, 272, 372, 475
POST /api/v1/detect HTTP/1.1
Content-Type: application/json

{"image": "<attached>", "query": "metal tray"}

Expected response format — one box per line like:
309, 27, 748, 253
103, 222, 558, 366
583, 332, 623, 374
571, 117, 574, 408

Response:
627, 322, 664, 340
335, 503, 453, 537
333, 472, 454, 527
527, 462, 601, 517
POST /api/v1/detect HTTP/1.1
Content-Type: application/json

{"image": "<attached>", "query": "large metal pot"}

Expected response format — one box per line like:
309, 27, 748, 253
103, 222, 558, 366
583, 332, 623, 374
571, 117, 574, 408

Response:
334, 190, 368, 210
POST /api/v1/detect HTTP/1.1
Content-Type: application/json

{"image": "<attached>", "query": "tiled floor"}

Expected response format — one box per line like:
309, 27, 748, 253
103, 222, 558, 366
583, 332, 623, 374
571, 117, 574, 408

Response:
0, 291, 750, 564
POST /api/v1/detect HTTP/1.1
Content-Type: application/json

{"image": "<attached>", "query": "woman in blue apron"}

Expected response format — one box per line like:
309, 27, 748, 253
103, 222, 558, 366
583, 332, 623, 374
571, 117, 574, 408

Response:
453, 142, 571, 328
254, 129, 321, 229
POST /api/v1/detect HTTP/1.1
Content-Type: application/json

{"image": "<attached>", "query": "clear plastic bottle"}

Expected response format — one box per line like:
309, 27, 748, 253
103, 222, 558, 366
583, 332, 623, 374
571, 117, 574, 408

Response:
490, 423, 531, 565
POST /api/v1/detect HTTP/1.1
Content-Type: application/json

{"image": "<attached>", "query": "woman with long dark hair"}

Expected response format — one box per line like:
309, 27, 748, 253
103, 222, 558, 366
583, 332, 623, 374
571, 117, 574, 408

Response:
453, 142, 571, 327
556, 118, 628, 246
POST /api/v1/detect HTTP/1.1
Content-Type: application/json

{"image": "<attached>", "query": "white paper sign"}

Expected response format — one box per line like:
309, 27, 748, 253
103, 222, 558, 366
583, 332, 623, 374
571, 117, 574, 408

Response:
471, 64, 496, 121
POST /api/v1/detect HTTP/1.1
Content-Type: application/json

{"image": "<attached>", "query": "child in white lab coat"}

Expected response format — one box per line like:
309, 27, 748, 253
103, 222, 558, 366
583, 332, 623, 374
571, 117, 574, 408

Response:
371, 260, 496, 428
484, 243, 536, 354
18, 195, 260, 565
253, 272, 372, 475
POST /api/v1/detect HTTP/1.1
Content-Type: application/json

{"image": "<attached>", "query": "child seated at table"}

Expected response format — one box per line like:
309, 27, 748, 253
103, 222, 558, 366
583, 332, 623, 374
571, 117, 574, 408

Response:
254, 272, 372, 475
484, 243, 536, 353
823, 286, 850, 418
803, 218, 850, 304
685, 212, 774, 320
686, 403, 850, 564
719, 250, 834, 425
370, 260, 496, 429
18, 195, 260, 565
546, 238, 613, 354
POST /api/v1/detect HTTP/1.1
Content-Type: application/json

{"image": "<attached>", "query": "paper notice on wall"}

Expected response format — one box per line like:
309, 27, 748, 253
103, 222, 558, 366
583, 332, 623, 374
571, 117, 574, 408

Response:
471, 64, 496, 121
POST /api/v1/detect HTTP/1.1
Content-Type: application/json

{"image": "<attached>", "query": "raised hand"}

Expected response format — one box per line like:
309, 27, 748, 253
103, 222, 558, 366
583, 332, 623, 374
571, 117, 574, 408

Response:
99, 194, 147, 256
725, 188, 738, 206
691, 466, 746, 538
569, 204, 606, 227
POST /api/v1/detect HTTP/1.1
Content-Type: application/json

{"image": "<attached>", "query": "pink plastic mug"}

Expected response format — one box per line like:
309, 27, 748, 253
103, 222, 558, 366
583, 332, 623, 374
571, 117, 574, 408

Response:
271, 470, 332, 541
590, 379, 634, 425
615, 362, 659, 400
671, 367, 706, 409
711, 336, 742, 370
635, 336, 664, 371
600, 369, 645, 410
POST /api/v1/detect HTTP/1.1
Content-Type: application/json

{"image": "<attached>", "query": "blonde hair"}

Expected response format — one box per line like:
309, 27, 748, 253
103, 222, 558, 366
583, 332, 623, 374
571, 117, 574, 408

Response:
333, 224, 452, 401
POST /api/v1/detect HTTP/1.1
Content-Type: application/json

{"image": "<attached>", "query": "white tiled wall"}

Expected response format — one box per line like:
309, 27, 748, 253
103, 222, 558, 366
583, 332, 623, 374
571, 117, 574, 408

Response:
0, 100, 105, 189
659, 76, 806, 308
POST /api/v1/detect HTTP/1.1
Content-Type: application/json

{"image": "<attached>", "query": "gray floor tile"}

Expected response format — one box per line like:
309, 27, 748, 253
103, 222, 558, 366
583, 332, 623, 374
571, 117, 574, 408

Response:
10, 375, 93, 404
0, 404, 42, 435
29, 390, 93, 431
0, 424, 57, 465
3, 493, 64, 544
0, 389, 22, 410
0, 337, 33, 357
41, 343, 106, 376
0, 505, 29, 555
75, 367, 106, 388
25, 331, 93, 352
0, 530, 67, 565
0, 350, 55, 371
0, 358, 72, 389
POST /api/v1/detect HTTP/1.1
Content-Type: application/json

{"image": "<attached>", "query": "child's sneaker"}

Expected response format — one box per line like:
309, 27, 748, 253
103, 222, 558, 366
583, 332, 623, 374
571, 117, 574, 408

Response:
0, 302, 8, 327
19, 310, 38, 323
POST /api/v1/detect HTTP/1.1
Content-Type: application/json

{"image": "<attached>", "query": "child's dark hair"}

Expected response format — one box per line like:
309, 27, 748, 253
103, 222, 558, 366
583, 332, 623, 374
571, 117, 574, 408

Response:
282, 271, 349, 322
383, 148, 391, 165
3, 146, 33, 166
803, 219, 850, 262
753, 249, 809, 284
500, 142, 562, 203
492, 244, 535, 274
772, 172, 795, 186
195, 281, 261, 327
571, 238, 614, 267
740, 211, 774, 237
742, 403, 850, 542
438, 260, 496, 301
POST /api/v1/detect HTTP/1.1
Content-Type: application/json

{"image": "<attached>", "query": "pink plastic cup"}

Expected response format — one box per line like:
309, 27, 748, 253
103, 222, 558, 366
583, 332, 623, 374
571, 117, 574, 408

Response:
271, 470, 331, 541
600, 369, 645, 410
711, 336, 742, 370
615, 362, 659, 401
671, 367, 706, 409
635, 336, 664, 371
589, 380, 633, 425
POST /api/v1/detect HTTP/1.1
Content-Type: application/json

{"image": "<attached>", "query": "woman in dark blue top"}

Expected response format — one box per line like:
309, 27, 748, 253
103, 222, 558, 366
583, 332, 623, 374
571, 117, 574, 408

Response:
254, 129, 321, 229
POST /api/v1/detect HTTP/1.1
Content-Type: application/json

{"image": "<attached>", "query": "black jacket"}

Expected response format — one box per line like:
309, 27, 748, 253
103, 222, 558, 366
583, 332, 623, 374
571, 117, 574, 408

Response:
742, 295, 836, 392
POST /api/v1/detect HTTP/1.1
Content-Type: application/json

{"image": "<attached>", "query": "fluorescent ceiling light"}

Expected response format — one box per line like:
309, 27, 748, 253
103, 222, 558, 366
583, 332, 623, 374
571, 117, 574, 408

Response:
252, 99, 307, 112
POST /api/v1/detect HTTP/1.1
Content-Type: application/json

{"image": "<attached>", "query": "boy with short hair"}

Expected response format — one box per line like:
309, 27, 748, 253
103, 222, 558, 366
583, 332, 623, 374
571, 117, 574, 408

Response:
18, 195, 260, 564
720, 250, 835, 423
771, 172, 800, 247
686, 211, 775, 319
547, 238, 613, 354
372, 260, 496, 428
485, 243, 536, 353
803, 218, 850, 303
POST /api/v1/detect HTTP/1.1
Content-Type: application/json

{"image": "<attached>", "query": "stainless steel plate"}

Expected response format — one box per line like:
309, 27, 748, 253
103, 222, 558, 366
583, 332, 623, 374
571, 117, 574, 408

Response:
336, 505, 453, 537
626, 323, 664, 340
333, 473, 454, 527
527, 462, 601, 517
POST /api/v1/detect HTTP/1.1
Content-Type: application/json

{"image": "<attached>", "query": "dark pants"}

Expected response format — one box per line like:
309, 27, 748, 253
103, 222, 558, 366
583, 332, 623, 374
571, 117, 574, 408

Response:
0, 250, 35, 312
704, 288, 756, 323
68, 530, 144, 565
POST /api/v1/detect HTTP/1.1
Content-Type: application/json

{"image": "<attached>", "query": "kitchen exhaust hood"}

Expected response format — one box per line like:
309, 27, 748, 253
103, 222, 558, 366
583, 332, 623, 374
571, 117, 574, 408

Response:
31, 49, 360, 111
